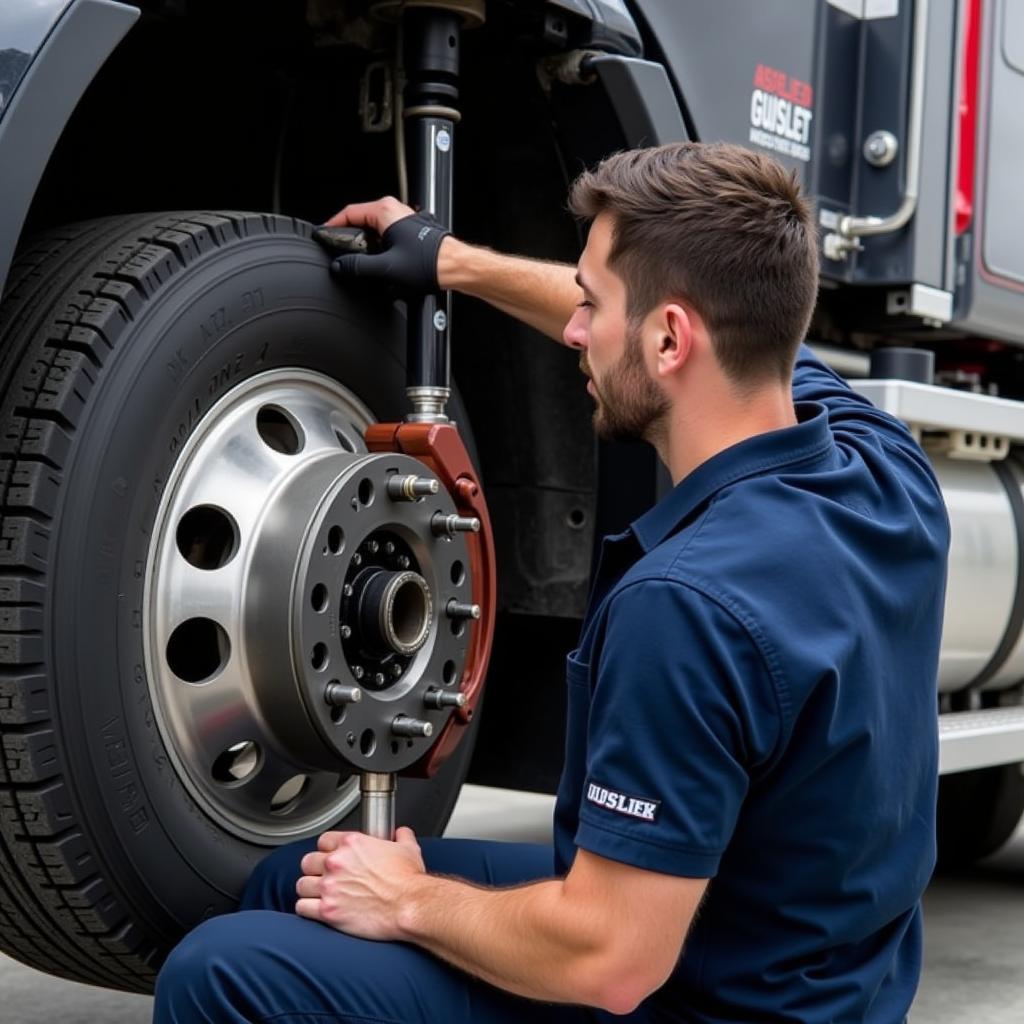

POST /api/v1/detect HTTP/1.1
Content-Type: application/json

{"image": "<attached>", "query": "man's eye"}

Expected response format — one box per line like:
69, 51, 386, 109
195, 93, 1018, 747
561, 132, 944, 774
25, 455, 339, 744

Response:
576, 300, 593, 309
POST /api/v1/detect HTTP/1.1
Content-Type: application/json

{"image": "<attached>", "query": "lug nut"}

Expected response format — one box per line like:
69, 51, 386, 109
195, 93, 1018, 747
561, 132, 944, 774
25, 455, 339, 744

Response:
446, 599, 481, 620
384, 542, 395, 555
343, 584, 354, 598
367, 540, 380, 554
352, 553, 363, 567
340, 624, 352, 640
431, 513, 481, 537
398, 555, 411, 569
374, 671, 385, 685
325, 683, 362, 707
352, 665, 365, 681
424, 687, 468, 709
392, 715, 434, 738
388, 475, 440, 501
391, 662, 403, 677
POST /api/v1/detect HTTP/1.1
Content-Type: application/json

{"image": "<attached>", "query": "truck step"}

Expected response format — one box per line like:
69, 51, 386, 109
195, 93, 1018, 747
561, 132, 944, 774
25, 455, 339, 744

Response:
939, 707, 1024, 774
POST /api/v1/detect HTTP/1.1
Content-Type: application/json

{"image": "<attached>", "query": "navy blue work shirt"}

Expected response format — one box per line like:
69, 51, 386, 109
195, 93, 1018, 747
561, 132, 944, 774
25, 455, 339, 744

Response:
553, 346, 950, 1023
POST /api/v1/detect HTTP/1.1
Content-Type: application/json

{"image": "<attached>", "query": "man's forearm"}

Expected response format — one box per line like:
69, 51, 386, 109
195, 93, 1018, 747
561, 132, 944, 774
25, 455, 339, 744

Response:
398, 874, 619, 1010
438, 238, 579, 343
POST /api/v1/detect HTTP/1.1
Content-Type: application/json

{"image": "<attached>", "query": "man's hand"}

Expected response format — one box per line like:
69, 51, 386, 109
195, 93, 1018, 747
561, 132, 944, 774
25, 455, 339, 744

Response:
322, 196, 416, 237
317, 197, 450, 293
319, 194, 580, 342
295, 826, 426, 941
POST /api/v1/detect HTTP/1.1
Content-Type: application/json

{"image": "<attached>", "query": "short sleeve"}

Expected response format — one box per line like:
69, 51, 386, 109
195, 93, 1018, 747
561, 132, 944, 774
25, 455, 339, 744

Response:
576, 580, 780, 878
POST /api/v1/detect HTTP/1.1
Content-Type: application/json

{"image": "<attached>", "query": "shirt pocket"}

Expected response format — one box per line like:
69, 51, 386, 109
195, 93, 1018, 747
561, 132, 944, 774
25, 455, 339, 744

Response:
553, 649, 595, 870
565, 647, 591, 688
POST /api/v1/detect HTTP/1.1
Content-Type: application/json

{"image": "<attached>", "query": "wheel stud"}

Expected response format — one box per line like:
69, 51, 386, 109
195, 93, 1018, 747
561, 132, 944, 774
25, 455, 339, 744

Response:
446, 599, 481, 620
398, 555, 411, 569
384, 542, 396, 555
392, 715, 433, 738
367, 540, 380, 554
343, 584, 354, 598
431, 513, 480, 537
340, 624, 352, 639
391, 662, 404, 678
325, 683, 363, 707
374, 671, 386, 685
352, 553, 363, 567
387, 475, 440, 501
424, 687, 467, 709
352, 665, 365, 681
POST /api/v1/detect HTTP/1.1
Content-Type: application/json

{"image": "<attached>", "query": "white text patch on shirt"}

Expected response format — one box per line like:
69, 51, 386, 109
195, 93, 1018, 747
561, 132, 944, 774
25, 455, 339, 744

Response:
585, 782, 660, 822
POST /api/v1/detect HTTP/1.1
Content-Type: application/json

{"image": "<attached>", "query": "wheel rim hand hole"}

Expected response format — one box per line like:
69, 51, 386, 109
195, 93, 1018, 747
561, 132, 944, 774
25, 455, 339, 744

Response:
443, 659, 457, 686
257, 405, 304, 455
450, 560, 465, 586
270, 774, 309, 814
358, 478, 374, 506
167, 618, 230, 683
360, 729, 376, 756
311, 584, 329, 612
176, 505, 239, 569
212, 741, 261, 785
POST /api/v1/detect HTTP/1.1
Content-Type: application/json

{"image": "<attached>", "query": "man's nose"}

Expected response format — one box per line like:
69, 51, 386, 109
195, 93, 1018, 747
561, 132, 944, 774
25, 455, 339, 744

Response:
563, 311, 587, 351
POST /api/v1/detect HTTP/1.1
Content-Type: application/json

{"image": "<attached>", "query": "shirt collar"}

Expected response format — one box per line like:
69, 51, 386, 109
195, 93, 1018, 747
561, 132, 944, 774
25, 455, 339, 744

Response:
629, 401, 832, 552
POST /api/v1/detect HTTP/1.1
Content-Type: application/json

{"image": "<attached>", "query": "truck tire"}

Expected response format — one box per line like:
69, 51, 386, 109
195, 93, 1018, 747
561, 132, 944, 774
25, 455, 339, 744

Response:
0, 212, 479, 992
936, 762, 1024, 866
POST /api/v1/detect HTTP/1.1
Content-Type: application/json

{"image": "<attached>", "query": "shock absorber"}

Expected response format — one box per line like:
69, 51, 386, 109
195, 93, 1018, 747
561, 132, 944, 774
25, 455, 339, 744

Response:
401, 2, 462, 424
356, 0, 492, 840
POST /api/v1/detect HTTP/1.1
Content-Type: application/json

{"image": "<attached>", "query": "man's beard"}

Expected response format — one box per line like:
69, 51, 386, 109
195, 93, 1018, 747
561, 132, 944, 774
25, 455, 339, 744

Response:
581, 324, 669, 444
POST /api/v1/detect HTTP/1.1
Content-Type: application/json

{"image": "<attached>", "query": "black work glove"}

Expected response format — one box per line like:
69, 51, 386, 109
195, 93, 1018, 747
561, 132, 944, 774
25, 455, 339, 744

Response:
315, 212, 450, 294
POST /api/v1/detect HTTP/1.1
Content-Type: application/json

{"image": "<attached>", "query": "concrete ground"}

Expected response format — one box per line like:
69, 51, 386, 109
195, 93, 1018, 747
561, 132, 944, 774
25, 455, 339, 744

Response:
1, 785, 1022, 1023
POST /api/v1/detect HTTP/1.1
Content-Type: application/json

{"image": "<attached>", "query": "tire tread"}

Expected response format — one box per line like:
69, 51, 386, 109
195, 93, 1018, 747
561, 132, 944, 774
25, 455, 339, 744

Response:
0, 211, 301, 990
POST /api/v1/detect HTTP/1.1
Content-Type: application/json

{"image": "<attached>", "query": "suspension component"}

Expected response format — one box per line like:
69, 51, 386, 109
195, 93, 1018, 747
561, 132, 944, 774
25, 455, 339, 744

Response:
361, 772, 397, 839
400, 3, 466, 423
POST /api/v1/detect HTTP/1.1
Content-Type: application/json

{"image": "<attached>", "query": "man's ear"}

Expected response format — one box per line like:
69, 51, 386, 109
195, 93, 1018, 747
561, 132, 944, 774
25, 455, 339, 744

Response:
655, 303, 693, 378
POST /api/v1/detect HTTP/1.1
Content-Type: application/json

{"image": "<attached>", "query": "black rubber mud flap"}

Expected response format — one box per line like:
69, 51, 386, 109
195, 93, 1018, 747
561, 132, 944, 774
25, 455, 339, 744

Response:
0, 212, 478, 992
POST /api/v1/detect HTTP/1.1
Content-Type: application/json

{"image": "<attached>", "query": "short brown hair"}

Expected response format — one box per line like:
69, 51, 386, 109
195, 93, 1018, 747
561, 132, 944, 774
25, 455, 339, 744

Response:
569, 142, 818, 385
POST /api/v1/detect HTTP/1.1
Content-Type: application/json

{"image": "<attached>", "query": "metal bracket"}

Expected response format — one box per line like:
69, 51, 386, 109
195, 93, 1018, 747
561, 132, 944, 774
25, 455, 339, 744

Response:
885, 283, 954, 324
359, 61, 394, 133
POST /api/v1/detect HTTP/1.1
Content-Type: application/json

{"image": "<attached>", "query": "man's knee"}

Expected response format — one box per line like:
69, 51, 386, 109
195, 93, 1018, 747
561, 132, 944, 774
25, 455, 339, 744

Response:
154, 915, 243, 1022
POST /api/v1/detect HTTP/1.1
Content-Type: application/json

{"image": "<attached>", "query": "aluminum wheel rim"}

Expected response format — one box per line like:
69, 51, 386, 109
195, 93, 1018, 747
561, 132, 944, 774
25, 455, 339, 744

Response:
143, 368, 379, 843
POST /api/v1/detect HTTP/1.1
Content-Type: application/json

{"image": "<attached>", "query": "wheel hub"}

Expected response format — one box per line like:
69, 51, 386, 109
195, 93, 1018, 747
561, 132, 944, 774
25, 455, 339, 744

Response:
144, 369, 473, 842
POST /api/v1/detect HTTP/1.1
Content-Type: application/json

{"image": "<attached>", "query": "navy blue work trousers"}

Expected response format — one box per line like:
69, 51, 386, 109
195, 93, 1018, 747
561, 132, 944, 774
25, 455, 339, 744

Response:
153, 837, 616, 1023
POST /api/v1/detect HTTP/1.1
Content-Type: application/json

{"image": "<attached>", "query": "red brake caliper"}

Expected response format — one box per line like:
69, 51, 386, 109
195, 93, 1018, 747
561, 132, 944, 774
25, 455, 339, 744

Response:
366, 421, 496, 778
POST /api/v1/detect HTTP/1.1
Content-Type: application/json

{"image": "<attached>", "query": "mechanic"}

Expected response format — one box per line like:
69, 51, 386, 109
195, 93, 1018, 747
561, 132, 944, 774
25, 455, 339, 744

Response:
153, 142, 949, 1024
